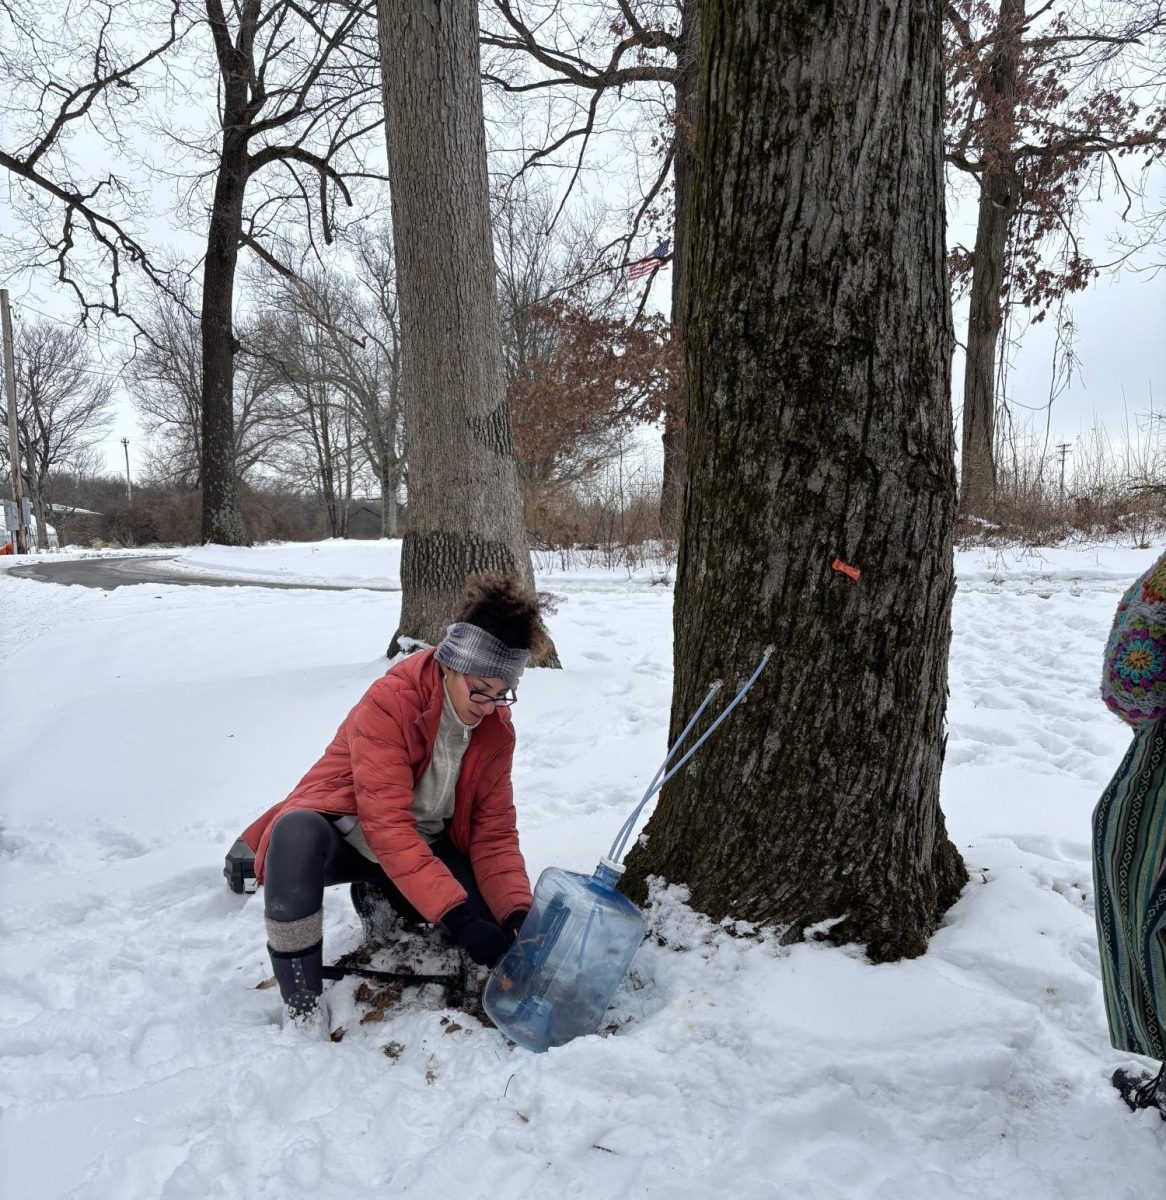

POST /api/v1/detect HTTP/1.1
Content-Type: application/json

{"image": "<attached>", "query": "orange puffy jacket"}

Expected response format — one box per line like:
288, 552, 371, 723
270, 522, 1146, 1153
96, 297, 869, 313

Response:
240, 647, 532, 925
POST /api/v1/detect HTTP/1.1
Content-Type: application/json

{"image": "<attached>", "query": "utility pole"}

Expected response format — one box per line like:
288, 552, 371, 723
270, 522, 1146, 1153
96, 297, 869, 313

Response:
1, 288, 29, 554
121, 436, 133, 508
1056, 442, 1072, 501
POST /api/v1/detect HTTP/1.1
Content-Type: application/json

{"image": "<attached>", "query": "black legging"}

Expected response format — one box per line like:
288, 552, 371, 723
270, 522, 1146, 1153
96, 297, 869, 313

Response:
264, 808, 497, 931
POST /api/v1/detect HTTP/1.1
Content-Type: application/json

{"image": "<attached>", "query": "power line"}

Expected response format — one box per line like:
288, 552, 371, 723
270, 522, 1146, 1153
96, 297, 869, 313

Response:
9, 301, 145, 356
0, 302, 137, 383
2, 360, 134, 384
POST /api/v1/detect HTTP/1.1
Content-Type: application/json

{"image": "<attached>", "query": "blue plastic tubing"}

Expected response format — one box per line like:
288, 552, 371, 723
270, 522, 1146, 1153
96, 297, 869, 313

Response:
608, 646, 774, 864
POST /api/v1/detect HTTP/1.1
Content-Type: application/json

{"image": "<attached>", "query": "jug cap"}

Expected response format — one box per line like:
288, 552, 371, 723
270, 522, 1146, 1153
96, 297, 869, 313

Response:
598, 856, 626, 875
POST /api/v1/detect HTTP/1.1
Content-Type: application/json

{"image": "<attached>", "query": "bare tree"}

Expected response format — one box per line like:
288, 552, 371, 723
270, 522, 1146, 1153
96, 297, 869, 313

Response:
350, 234, 406, 537
1, 1, 386, 547
0, 0, 188, 325
194, 0, 382, 545
263, 356, 359, 539
1, 317, 115, 548
620, 0, 966, 962
250, 249, 404, 538
130, 291, 202, 487
945, 0, 1166, 514
494, 181, 567, 399
493, 179, 674, 497
131, 287, 282, 488
481, 2, 693, 530
378, 0, 558, 663
257, 269, 373, 537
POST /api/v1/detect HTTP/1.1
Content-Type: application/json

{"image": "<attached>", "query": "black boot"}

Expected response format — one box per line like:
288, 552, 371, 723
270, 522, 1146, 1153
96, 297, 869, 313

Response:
351, 881, 425, 944
1112, 1063, 1166, 1118
269, 941, 328, 1034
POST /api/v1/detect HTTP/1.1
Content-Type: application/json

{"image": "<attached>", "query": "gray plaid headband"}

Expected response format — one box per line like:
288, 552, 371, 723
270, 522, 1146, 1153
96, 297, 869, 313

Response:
434, 622, 529, 689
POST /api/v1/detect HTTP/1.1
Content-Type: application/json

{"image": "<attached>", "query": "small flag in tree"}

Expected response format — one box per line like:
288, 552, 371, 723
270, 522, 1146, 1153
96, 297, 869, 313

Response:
627, 240, 671, 281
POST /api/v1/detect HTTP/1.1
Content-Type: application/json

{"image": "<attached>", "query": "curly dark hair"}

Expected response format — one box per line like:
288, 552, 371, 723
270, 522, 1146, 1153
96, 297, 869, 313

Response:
454, 573, 541, 651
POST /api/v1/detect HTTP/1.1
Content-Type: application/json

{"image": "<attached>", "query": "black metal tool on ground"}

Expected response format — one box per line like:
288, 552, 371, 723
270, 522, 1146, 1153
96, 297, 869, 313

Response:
320, 962, 465, 988
323, 950, 481, 1013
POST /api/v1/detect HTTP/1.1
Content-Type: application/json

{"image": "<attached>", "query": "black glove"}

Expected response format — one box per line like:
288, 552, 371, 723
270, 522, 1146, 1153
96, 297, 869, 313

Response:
442, 904, 510, 967
504, 909, 529, 941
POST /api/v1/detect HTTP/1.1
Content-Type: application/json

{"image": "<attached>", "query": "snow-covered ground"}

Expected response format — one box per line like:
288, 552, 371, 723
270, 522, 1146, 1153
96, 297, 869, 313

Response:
1, 538, 1163, 1199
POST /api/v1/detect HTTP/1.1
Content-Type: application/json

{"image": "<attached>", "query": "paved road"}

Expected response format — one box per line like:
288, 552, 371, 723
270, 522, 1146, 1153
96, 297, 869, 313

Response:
7, 554, 398, 592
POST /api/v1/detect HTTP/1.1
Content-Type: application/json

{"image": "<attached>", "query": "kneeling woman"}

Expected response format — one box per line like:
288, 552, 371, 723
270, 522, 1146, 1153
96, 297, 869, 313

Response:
239, 575, 537, 1029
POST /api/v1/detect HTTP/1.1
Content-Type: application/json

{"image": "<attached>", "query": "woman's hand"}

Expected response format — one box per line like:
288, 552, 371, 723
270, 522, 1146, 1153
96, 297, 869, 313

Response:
504, 909, 529, 941
442, 904, 510, 966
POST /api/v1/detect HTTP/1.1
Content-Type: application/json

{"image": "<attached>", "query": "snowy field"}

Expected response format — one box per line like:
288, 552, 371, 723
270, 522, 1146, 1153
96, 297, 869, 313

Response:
1, 538, 1164, 1199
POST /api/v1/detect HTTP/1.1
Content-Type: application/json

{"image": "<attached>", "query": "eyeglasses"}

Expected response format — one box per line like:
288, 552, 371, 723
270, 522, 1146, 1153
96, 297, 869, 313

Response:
468, 681, 518, 707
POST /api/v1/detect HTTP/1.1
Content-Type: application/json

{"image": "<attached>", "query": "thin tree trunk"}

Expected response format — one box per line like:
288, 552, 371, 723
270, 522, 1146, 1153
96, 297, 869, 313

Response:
341, 394, 354, 538
319, 378, 340, 537
200, 107, 250, 546
380, 460, 399, 537
959, 0, 1024, 516
33, 492, 48, 550
378, 0, 558, 664
659, 0, 699, 537
621, 0, 966, 963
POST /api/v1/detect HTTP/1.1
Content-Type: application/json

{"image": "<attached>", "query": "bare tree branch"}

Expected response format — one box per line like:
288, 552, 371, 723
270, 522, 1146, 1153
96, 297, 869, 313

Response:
0, 1, 191, 325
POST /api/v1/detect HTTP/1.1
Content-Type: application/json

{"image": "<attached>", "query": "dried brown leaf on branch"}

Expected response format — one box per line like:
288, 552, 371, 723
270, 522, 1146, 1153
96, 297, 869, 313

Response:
508, 299, 681, 487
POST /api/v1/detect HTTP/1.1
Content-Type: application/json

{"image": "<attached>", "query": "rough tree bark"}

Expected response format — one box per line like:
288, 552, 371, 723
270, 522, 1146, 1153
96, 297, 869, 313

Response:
958, 0, 1023, 517
378, 0, 558, 663
380, 473, 399, 538
201, 76, 251, 546
621, 0, 968, 962
658, 0, 699, 537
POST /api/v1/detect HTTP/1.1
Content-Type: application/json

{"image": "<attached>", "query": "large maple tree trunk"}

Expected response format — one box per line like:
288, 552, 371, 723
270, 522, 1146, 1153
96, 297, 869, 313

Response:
658, 0, 699, 537
622, 0, 967, 962
959, 0, 1023, 517
378, 0, 557, 663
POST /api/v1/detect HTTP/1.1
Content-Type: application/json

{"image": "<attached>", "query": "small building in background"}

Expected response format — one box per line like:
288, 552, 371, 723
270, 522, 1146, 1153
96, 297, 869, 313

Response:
46, 502, 102, 547
2, 501, 104, 551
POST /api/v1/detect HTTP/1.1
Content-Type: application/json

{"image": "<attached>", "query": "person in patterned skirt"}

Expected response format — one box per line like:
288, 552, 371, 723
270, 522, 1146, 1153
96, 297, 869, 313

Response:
1093, 548, 1166, 1119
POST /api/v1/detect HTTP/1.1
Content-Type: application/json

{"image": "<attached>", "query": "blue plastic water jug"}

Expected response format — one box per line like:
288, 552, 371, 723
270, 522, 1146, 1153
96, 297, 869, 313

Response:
482, 648, 773, 1053
482, 858, 646, 1052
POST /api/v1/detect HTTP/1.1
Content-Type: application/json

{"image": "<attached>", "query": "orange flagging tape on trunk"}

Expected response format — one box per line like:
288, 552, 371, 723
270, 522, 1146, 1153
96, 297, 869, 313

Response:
832, 558, 861, 582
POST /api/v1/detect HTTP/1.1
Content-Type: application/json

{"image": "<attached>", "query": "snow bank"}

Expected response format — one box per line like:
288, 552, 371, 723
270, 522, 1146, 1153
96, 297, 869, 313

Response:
167, 540, 404, 589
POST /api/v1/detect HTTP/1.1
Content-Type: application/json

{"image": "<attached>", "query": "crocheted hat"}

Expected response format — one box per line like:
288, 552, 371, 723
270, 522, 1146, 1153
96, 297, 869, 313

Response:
1102, 552, 1166, 728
